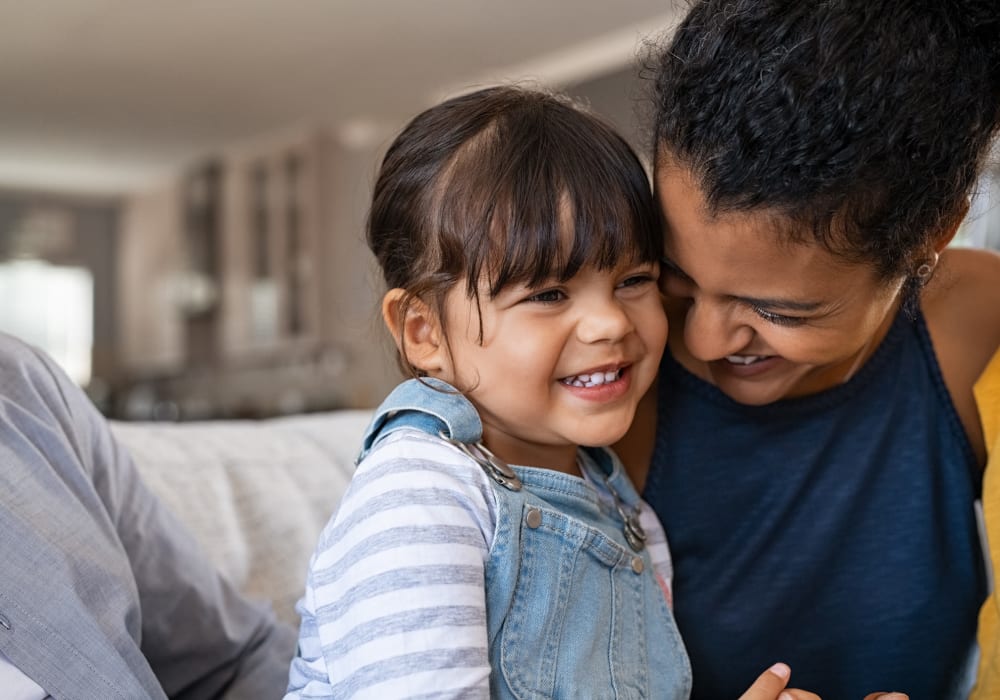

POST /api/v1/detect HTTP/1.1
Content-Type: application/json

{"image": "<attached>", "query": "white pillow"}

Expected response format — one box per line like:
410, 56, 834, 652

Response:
111, 410, 371, 627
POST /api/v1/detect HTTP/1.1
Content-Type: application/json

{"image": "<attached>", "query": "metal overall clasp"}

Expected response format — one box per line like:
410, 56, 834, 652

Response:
438, 431, 522, 491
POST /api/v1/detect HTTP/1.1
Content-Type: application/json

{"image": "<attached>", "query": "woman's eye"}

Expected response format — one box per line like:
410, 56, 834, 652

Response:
525, 289, 565, 304
751, 305, 807, 327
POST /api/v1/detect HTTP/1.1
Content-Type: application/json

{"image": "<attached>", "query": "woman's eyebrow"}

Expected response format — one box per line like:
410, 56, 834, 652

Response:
736, 295, 824, 312
661, 255, 824, 312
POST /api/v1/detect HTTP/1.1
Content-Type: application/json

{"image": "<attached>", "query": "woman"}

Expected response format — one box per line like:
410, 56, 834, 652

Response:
618, 1, 1000, 697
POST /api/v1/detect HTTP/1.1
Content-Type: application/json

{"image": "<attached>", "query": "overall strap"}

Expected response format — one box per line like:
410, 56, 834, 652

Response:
357, 378, 522, 490
357, 378, 482, 462
581, 446, 647, 552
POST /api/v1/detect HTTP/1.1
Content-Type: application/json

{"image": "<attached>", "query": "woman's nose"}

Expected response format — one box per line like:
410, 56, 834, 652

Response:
682, 298, 753, 361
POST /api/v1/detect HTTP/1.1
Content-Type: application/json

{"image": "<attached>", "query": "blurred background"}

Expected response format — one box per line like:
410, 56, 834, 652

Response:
0, 1, 996, 421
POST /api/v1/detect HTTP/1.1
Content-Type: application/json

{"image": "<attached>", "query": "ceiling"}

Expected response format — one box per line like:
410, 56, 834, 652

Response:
0, 1, 683, 196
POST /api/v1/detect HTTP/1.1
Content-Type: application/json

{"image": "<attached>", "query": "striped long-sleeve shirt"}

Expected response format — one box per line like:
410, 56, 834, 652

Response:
284, 429, 672, 699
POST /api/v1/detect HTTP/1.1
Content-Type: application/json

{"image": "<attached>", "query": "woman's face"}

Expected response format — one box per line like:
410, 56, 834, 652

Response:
655, 164, 905, 405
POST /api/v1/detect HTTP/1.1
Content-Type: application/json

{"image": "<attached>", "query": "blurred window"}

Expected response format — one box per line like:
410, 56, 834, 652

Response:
955, 166, 1000, 251
0, 258, 93, 384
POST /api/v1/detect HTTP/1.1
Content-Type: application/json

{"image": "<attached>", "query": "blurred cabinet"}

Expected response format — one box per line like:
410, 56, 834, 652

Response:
217, 131, 324, 363
119, 128, 327, 377
116, 125, 403, 418
179, 160, 223, 366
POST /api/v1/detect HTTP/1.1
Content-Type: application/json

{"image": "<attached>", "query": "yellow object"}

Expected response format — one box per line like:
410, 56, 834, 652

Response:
972, 347, 1000, 700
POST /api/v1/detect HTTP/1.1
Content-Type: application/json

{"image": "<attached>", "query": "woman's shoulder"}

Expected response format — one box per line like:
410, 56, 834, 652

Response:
938, 245, 1000, 297
923, 246, 1000, 464
925, 247, 1000, 372
932, 245, 1000, 311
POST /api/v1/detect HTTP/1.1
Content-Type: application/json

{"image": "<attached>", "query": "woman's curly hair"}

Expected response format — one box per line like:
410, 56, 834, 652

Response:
651, 0, 1000, 292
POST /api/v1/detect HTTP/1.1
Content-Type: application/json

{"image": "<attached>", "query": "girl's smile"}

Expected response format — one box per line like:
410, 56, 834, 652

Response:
559, 364, 625, 388
559, 364, 632, 401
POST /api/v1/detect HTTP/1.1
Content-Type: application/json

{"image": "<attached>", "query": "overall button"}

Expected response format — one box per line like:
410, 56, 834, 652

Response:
631, 556, 644, 574
525, 508, 542, 528
0, 613, 11, 631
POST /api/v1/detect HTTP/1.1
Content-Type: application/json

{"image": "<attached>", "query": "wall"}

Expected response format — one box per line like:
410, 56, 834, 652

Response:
566, 64, 651, 161
318, 132, 402, 408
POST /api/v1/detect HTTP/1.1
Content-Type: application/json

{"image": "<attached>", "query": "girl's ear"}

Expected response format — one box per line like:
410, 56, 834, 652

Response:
381, 288, 448, 374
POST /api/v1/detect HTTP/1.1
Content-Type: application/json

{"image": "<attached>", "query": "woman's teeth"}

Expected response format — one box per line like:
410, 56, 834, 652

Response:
561, 369, 622, 387
725, 355, 767, 365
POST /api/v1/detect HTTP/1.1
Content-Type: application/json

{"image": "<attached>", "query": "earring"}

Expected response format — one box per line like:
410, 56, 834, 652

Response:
915, 252, 940, 281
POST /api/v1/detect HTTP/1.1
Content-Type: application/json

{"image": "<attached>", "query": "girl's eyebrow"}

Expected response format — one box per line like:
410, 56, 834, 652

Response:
660, 255, 823, 312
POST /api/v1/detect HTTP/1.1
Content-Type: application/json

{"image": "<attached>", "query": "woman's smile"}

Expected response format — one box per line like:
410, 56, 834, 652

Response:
657, 163, 903, 405
713, 354, 780, 378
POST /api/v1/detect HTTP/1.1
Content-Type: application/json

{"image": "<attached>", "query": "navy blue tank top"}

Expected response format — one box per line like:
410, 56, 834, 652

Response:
644, 309, 985, 700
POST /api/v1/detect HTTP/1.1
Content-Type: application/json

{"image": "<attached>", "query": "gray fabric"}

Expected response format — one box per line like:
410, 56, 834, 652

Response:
0, 332, 296, 700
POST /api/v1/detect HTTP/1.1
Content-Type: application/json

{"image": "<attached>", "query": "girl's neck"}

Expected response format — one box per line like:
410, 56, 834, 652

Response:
480, 428, 582, 477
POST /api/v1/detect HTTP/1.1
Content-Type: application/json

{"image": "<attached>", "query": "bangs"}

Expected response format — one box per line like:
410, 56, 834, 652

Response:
431, 94, 660, 299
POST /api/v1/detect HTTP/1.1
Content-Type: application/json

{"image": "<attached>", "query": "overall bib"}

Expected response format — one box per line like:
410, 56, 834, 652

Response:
358, 378, 691, 699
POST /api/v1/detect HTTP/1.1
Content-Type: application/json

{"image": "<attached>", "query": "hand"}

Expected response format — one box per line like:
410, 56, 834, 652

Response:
738, 663, 819, 700
736, 663, 910, 700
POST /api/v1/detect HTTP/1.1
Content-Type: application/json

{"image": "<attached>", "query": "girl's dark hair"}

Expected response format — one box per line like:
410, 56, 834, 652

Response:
368, 85, 660, 373
651, 0, 1000, 292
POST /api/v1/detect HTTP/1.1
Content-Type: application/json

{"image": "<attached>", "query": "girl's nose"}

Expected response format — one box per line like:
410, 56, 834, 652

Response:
682, 298, 753, 361
577, 298, 634, 344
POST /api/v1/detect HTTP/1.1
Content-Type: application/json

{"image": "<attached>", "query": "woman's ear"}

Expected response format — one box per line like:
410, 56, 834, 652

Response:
933, 198, 972, 253
382, 289, 448, 374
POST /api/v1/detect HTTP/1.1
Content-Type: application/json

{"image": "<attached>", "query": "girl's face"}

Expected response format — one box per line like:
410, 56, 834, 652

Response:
655, 165, 905, 406
437, 258, 667, 474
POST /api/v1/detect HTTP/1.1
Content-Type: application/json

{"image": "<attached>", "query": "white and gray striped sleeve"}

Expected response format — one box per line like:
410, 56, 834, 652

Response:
285, 430, 498, 699
637, 499, 675, 608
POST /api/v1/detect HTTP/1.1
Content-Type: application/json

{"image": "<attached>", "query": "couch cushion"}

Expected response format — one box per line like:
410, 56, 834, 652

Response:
110, 410, 371, 628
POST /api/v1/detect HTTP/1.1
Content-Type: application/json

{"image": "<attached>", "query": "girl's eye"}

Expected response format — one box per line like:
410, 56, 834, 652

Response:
525, 289, 566, 304
619, 273, 657, 289
751, 305, 807, 327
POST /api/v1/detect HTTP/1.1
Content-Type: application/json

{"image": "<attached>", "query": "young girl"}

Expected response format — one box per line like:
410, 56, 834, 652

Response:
283, 86, 843, 700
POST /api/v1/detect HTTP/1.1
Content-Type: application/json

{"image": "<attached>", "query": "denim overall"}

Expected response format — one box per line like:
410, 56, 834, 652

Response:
358, 378, 692, 699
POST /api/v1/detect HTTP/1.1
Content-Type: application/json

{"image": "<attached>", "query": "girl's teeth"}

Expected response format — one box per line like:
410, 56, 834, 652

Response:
563, 370, 621, 387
